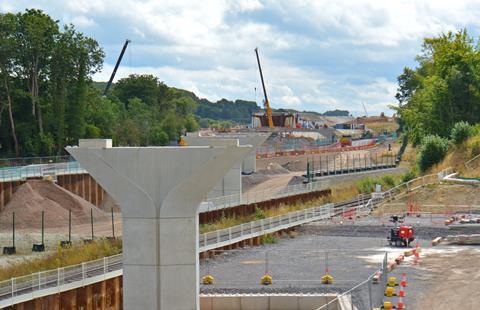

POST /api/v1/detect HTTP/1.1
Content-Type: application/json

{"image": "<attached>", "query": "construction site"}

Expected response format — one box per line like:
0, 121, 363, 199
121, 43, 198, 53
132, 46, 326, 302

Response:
0, 120, 477, 310
0, 51, 476, 309
0, 15, 479, 309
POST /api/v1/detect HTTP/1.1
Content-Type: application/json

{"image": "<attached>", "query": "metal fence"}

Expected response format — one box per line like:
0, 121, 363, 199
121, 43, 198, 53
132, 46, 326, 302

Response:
199, 203, 334, 251
0, 156, 73, 168
465, 154, 480, 170
200, 181, 328, 212
0, 161, 86, 182
315, 252, 388, 310
380, 167, 453, 201
0, 254, 122, 305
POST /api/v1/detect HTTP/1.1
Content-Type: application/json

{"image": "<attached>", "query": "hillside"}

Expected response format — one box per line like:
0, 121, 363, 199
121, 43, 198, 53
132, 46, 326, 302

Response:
95, 82, 351, 124
435, 135, 480, 177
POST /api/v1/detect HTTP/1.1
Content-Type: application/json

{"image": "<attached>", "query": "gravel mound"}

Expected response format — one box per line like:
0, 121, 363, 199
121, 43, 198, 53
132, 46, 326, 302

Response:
2, 180, 108, 229
258, 163, 290, 175
242, 174, 270, 192
282, 160, 306, 172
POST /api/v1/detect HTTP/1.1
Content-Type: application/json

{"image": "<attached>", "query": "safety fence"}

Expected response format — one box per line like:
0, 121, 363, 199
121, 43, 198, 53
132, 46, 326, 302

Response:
465, 153, 480, 170
0, 254, 122, 306
315, 253, 388, 310
256, 139, 377, 159
0, 161, 86, 182
0, 208, 119, 254
0, 156, 73, 168
378, 167, 454, 201
200, 181, 328, 212
199, 203, 335, 251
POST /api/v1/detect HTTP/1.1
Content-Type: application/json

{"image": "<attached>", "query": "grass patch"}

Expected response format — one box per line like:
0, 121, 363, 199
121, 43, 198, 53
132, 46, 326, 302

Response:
260, 234, 277, 244
199, 197, 330, 234
0, 238, 122, 282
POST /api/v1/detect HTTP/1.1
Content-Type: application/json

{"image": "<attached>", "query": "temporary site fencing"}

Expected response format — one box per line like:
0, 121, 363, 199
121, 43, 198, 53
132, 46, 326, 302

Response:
0, 207, 119, 253
315, 253, 388, 310
256, 139, 378, 158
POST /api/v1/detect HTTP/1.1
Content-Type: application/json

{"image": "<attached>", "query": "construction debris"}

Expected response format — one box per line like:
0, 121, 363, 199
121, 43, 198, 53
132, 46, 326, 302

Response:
433, 234, 480, 245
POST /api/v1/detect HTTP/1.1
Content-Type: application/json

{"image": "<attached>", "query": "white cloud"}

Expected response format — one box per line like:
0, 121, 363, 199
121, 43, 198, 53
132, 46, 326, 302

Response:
6, 0, 480, 115
70, 15, 96, 27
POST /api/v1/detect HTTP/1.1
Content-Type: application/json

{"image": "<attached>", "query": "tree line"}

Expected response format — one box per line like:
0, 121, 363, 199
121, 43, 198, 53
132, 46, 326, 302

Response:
394, 29, 480, 145
0, 9, 203, 157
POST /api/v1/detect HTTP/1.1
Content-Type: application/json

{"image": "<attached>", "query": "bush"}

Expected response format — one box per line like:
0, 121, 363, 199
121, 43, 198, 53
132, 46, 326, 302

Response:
401, 169, 417, 183
254, 206, 266, 220
450, 121, 473, 144
471, 140, 480, 157
356, 177, 376, 193
380, 175, 396, 188
261, 233, 277, 244
417, 135, 449, 172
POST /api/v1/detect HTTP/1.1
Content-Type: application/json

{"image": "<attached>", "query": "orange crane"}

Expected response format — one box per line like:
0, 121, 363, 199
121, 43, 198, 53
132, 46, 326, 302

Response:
254, 47, 274, 128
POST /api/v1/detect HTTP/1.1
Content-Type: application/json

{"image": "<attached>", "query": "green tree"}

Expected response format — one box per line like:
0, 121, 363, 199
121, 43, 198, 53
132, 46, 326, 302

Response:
0, 13, 19, 156
15, 9, 59, 135
417, 135, 449, 172
113, 74, 160, 107
394, 29, 480, 144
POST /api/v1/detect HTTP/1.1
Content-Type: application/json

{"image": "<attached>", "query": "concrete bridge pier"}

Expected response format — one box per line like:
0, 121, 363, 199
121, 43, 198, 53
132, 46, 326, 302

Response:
67, 140, 252, 310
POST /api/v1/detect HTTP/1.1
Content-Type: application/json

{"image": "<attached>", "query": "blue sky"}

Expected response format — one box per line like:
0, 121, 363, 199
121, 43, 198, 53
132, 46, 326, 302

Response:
2, 1, 480, 115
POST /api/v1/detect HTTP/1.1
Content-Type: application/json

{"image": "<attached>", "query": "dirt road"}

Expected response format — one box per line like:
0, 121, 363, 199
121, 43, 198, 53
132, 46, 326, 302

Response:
411, 247, 480, 309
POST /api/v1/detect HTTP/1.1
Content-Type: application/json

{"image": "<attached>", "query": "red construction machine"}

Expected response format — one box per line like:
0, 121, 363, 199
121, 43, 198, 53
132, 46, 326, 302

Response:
387, 215, 415, 247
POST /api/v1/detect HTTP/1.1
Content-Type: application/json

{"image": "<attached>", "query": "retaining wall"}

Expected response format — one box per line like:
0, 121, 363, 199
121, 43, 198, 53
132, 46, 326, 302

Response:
199, 189, 331, 224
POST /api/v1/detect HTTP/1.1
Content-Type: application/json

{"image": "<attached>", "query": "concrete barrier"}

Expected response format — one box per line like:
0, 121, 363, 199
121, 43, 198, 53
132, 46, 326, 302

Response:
200, 294, 339, 310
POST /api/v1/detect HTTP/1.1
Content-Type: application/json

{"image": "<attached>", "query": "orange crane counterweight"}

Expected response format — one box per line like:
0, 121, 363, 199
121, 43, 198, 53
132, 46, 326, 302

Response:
254, 47, 274, 128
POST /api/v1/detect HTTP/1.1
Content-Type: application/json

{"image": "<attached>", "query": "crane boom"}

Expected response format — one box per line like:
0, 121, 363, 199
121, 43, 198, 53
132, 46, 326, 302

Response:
362, 102, 368, 117
103, 39, 131, 96
254, 47, 274, 128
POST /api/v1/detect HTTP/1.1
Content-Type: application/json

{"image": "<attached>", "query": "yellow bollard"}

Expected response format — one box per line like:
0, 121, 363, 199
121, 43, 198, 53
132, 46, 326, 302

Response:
202, 275, 214, 285
384, 286, 395, 297
383, 301, 393, 309
321, 274, 333, 284
260, 274, 272, 285
387, 276, 397, 287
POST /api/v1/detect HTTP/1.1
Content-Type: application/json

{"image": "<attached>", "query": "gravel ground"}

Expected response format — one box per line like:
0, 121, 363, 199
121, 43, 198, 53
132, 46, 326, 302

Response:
200, 233, 404, 309
200, 218, 480, 309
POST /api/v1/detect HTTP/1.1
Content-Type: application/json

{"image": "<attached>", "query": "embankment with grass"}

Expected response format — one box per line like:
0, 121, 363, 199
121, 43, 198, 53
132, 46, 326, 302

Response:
0, 238, 122, 281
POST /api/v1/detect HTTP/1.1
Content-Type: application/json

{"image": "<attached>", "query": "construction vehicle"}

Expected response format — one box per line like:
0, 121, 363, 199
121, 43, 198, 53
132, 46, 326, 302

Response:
339, 134, 352, 147
254, 47, 274, 128
387, 216, 415, 247
103, 39, 131, 96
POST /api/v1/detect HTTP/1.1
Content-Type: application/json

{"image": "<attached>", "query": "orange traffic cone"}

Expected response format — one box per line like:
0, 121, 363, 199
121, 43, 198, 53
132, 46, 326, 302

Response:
400, 272, 407, 287
413, 243, 420, 265
397, 295, 405, 309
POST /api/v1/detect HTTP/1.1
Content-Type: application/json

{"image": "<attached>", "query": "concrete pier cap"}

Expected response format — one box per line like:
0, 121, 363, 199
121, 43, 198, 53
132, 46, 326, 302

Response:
66, 139, 252, 310
185, 132, 270, 174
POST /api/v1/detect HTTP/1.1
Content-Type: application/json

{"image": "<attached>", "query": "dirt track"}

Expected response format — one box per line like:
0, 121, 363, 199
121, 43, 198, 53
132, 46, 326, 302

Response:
411, 248, 480, 309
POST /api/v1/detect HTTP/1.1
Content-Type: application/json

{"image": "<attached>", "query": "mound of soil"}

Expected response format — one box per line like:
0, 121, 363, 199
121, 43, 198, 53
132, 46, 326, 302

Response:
242, 174, 270, 192
2, 180, 108, 229
282, 160, 306, 172
258, 163, 290, 175
287, 175, 305, 186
